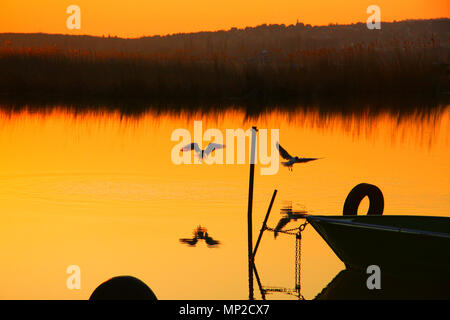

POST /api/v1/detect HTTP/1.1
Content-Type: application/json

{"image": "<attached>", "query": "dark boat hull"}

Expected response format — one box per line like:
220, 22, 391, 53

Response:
315, 269, 450, 300
306, 215, 450, 276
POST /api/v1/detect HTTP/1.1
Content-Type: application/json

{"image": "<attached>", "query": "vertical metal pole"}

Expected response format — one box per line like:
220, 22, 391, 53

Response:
247, 126, 257, 300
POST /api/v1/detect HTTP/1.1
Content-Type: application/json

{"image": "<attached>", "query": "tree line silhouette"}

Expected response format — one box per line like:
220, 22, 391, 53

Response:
0, 19, 448, 111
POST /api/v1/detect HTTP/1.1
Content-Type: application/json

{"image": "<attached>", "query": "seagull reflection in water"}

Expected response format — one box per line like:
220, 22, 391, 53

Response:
179, 225, 221, 247
274, 202, 308, 238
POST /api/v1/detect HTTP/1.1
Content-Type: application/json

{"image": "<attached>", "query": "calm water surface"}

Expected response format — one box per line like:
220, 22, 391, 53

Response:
0, 106, 448, 299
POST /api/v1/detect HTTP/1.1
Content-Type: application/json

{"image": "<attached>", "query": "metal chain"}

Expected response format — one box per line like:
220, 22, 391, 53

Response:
297, 221, 307, 300
295, 232, 299, 292
264, 226, 298, 235
264, 221, 309, 234
262, 221, 308, 300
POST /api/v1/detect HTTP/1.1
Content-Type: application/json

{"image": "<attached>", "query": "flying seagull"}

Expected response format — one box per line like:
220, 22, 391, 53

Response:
276, 142, 321, 171
181, 143, 225, 160
274, 203, 308, 238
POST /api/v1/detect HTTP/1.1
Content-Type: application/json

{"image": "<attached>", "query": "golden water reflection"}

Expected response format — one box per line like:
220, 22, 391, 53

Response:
0, 107, 448, 299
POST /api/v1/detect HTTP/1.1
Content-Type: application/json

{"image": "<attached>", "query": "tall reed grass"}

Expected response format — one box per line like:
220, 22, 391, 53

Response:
1, 19, 448, 111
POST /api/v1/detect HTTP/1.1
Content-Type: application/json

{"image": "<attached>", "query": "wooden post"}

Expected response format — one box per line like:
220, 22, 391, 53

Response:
247, 126, 257, 300
253, 189, 277, 258
253, 264, 266, 300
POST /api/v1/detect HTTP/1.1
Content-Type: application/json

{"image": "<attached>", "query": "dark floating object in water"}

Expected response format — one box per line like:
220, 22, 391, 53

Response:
274, 202, 308, 238
276, 142, 321, 171
89, 275, 158, 300
307, 183, 450, 275
179, 225, 221, 247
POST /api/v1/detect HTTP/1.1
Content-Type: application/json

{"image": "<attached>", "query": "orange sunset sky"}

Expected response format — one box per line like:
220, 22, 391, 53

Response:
0, 1, 449, 38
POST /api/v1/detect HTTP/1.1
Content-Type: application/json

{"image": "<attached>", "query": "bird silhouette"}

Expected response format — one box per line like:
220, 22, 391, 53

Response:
179, 225, 221, 247
204, 233, 221, 247
180, 143, 225, 160
274, 202, 308, 238
276, 142, 321, 171
179, 237, 198, 246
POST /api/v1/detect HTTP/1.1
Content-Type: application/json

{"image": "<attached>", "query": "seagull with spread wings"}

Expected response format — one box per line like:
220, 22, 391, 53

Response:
180, 142, 225, 160
276, 142, 321, 171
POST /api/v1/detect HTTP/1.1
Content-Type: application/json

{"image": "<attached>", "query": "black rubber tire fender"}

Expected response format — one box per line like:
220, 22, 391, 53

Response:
343, 183, 384, 216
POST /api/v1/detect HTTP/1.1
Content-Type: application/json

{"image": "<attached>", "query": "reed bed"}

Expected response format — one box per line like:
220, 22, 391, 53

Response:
1, 20, 448, 111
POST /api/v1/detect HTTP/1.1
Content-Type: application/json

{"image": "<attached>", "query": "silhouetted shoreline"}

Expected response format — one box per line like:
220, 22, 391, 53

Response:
1, 19, 448, 112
